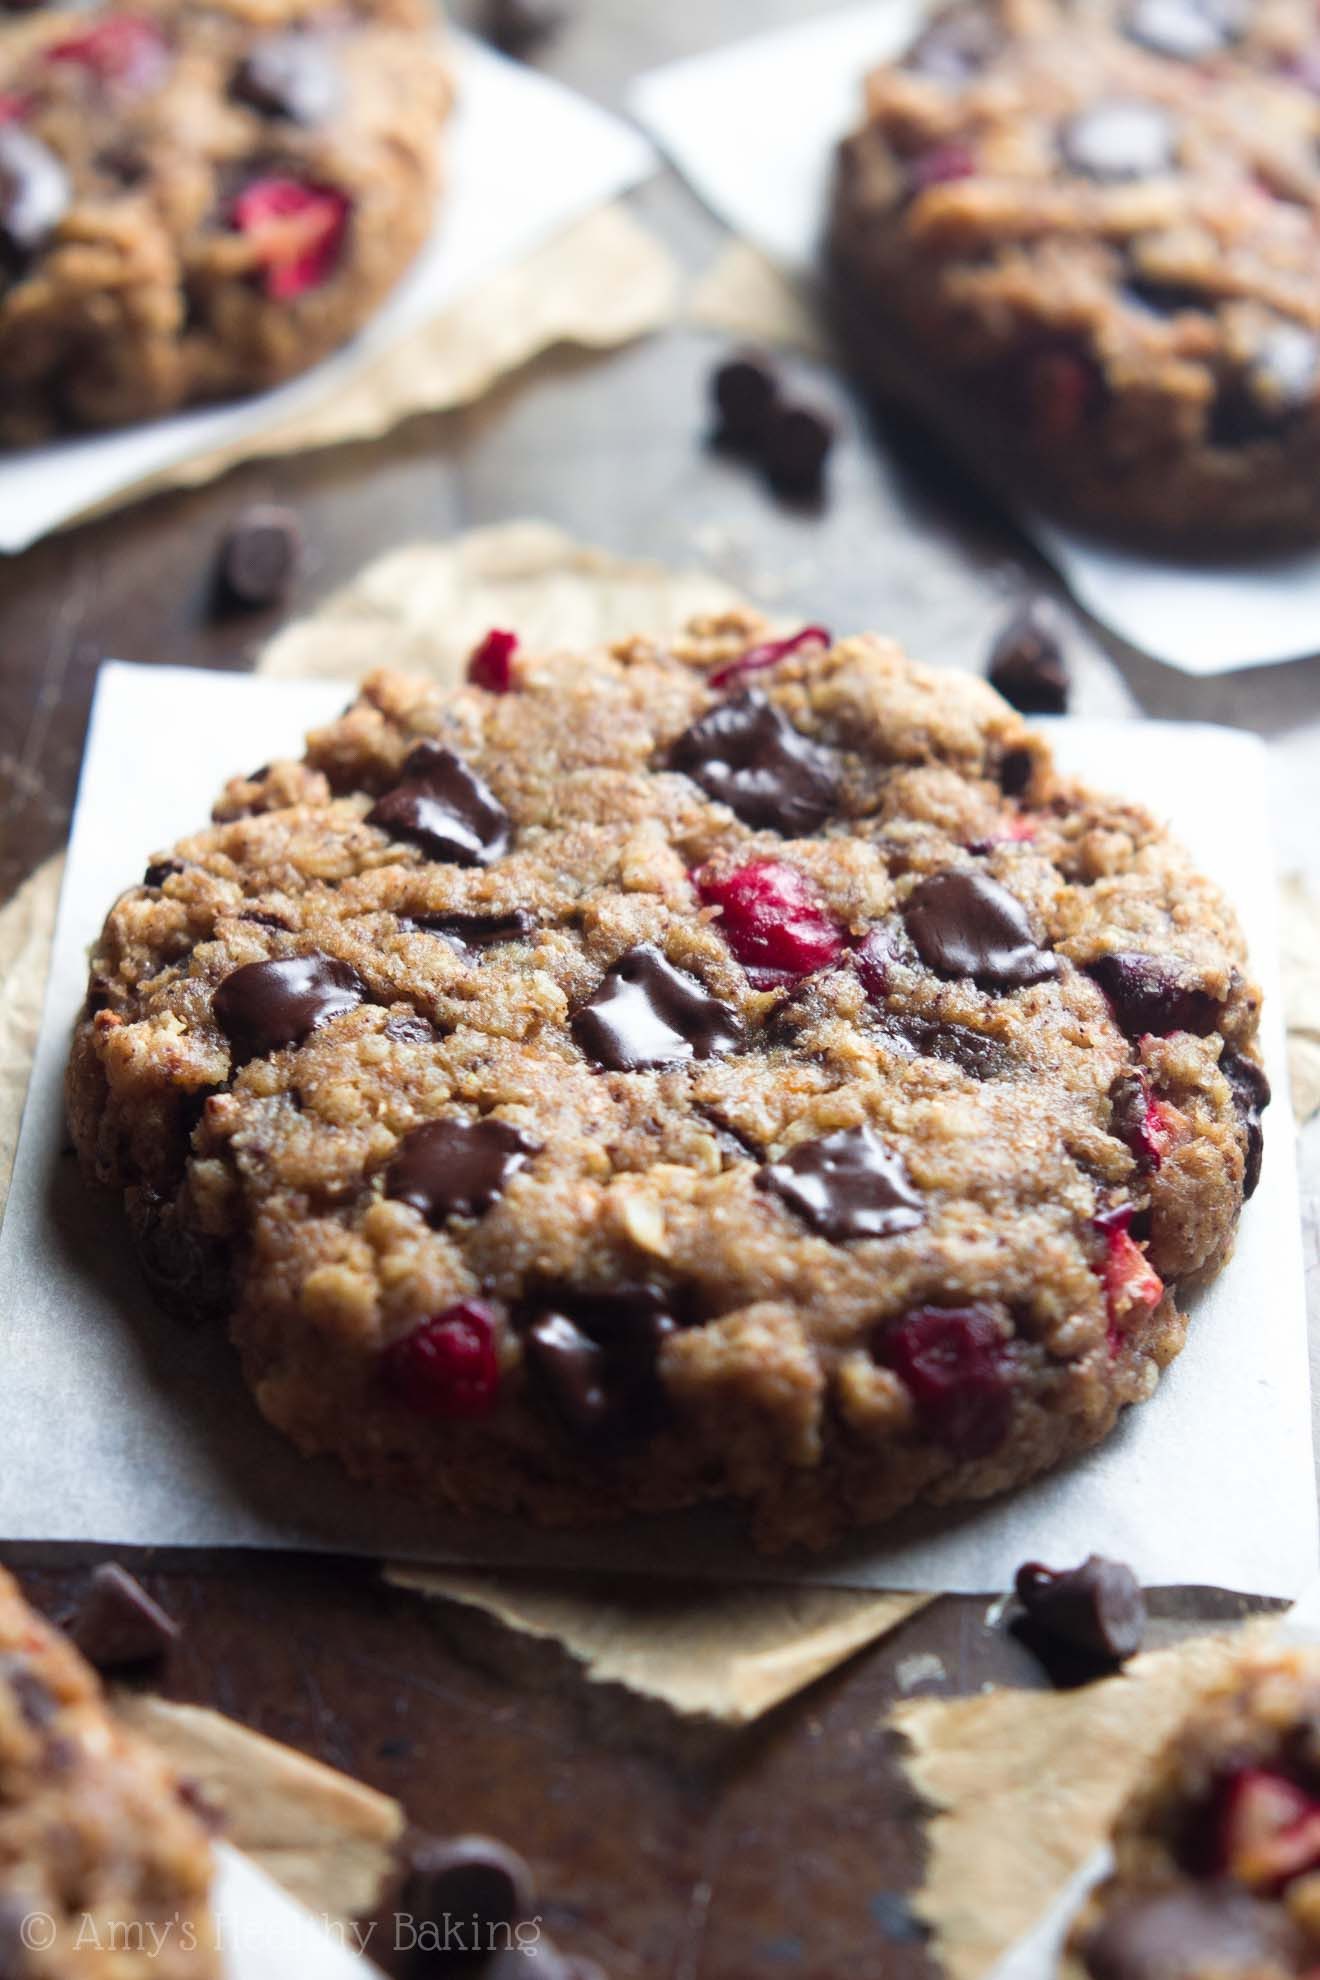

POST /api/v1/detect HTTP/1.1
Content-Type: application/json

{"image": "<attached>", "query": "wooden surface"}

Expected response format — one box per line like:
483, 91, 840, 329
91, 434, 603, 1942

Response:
2, 2, 1318, 1975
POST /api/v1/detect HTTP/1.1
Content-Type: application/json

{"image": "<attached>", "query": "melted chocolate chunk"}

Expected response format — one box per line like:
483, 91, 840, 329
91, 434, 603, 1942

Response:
368, 742, 511, 867
232, 33, 341, 123
1220, 1046, 1269, 1199
0, 126, 70, 262
1014, 1555, 1146, 1665
524, 1286, 679, 1442
904, 870, 1058, 992
213, 952, 366, 1061
572, 944, 744, 1072
758, 1126, 925, 1242
1060, 101, 1176, 182
1086, 952, 1219, 1037
670, 691, 840, 835
72, 1564, 180, 1670
383, 1013, 435, 1045
878, 1012, 1015, 1079
1082, 1887, 1299, 1980
401, 1835, 534, 1945
386, 1117, 537, 1223
407, 906, 536, 951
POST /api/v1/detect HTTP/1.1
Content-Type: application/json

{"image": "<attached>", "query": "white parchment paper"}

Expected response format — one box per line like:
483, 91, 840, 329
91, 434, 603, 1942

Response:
0, 35, 655, 555
0, 663, 1311, 1594
213, 1846, 377, 1980
632, 3, 1320, 676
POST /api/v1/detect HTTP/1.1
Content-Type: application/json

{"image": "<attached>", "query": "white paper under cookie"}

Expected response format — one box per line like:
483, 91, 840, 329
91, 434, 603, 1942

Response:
0, 36, 655, 556
632, 3, 1320, 676
0, 664, 1311, 1595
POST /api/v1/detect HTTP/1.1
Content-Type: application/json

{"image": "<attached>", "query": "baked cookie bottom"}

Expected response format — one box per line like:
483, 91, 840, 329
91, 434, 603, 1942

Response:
66, 613, 1266, 1551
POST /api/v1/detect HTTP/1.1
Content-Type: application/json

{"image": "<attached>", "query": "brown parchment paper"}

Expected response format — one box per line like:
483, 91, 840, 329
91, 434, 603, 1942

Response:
688, 240, 831, 360
76, 205, 678, 527
388, 1565, 929, 1723
893, 1626, 1260, 1980
116, 1694, 403, 1926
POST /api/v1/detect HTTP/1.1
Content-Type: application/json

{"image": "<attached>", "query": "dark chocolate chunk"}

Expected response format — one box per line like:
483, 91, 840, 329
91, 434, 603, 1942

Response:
386, 1117, 537, 1224
1083, 1887, 1299, 1980
524, 1285, 678, 1441
407, 906, 536, 951
1212, 322, 1320, 445
72, 1564, 180, 1670
998, 747, 1034, 797
1086, 951, 1219, 1037
401, 1834, 535, 1956
1220, 1046, 1269, 1200
571, 943, 744, 1072
232, 33, 340, 123
904, 870, 1058, 992
368, 742, 511, 867
757, 1126, 925, 1242
763, 403, 835, 499
1060, 101, 1176, 181
142, 858, 184, 888
213, 952, 366, 1061
1014, 1554, 1146, 1664
712, 352, 779, 449
878, 1012, 1015, 1079
383, 1013, 435, 1045
906, 4, 1001, 78
481, 0, 564, 57
1121, 272, 1211, 320
670, 690, 839, 835
987, 599, 1071, 715
218, 504, 302, 608
0, 126, 70, 261
130, 1187, 232, 1322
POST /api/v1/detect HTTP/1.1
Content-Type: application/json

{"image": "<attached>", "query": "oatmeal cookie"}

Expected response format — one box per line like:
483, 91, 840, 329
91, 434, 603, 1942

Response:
0, 1565, 217, 1979
829, 0, 1320, 545
0, 0, 451, 444
66, 612, 1268, 1551
1067, 1649, 1320, 1978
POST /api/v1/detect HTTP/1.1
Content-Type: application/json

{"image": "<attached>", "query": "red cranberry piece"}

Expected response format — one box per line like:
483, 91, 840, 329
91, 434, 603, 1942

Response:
231, 178, 349, 301
1217, 1768, 1320, 1890
873, 1305, 1013, 1459
1087, 951, 1220, 1037
382, 1301, 500, 1419
467, 628, 519, 693
708, 624, 831, 691
696, 860, 842, 982
1028, 347, 1103, 444
1109, 1070, 1167, 1173
0, 94, 29, 123
1093, 1205, 1164, 1352
853, 922, 906, 1000
909, 141, 977, 191
46, 15, 168, 88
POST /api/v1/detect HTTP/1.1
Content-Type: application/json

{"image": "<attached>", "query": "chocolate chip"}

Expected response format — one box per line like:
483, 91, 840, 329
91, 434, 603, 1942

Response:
407, 907, 536, 951
383, 1013, 435, 1045
368, 742, 511, 867
757, 1126, 925, 1242
878, 1012, 1015, 1079
0, 1656, 57, 1728
386, 1118, 537, 1224
72, 1564, 180, 1670
906, 4, 1001, 78
998, 747, 1033, 797
1014, 1555, 1146, 1664
904, 870, 1058, 992
218, 504, 302, 608
764, 403, 835, 499
1124, 0, 1237, 58
1086, 952, 1219, 1037
524, 1285, 678, 1441
130, 1188, 232, 1322
142, 858, 183, 888
1082, 1887, 1299, 1980
232, 33, 340, 123
670, 691, 839, 835
401, 1834, 535, 1955
0, 126, 70, 262
712, 352, 779, 449
213, 952, 366, 1062
571, 943, 744, 1072
1060, 102, 1175, 182
987, 600, 1070, 715
1220, 1046, 1269, 1199
481, 0, 564, 56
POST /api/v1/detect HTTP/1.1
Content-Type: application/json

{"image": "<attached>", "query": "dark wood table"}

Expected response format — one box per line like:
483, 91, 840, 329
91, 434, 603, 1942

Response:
2, 4, 1317, 1974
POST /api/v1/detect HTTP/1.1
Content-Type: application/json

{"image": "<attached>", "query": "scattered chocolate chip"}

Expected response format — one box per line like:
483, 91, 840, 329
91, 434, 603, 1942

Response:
213, 952, 366, 1062
1220, 1046, 1269, 1199
906, 4, 1001, 79
401, 1834, 535, 1954
232, 32, 340, 122
712, 352, 779, 450
142, 858, 183, 888
572, 943, 744, 1072
763, 403, 835, 499
904, 870, 1058, 992
368, 742, 510, 868
407, 907, 536, 951
670, 690, 839, 836
1086, 951, 1219, 1037
878, 1012, 1015, 1079
386, 1117, 537, 1224
524, 1285, 678, 1441
757, 1126, 925, 1242
217, 504, 302, 608
0, 1656, 57, 1728
480, 0, 564, 56
0, 125, 70, 262
1014, 1554, 1146, 1664
987, 599, 1071, 715
383, 1013, 435, 1045
1082, 1886, 1297, 1980
72, 1564, 180, 1670
1060, 101, 1176, 182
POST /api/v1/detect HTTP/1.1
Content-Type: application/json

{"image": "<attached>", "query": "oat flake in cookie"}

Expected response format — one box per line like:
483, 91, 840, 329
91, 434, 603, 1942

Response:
66, 611, 1268, 1551
0, 1565, 217, 1979
1067, 1650, 1320, 1979
0, 0, 451, 445
829, 0, 1320, 546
